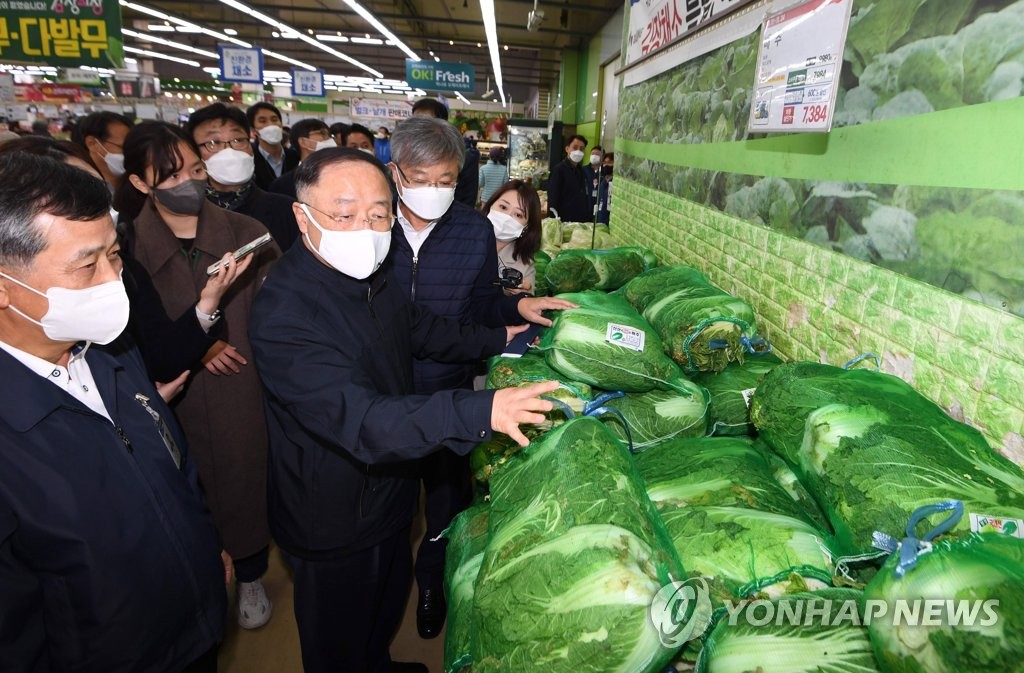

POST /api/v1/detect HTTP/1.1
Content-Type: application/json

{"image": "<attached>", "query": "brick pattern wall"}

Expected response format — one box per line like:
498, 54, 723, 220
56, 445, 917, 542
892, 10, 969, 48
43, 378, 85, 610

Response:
613, 178, 1024, 462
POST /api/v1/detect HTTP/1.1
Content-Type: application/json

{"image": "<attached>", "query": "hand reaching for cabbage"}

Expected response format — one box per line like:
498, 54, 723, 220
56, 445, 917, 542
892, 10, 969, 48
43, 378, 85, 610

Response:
491, 380, 559, 447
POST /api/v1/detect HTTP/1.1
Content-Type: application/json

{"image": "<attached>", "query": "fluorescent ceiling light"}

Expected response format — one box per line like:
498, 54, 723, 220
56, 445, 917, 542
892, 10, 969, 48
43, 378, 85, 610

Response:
337, 0, 420, 60
147, 24, 175, 31
216, 0, 383, 77
351, 37, 383, 45
261, 48, 316, 71
123, 28, 218, 59
455, 91, 472, 105
123, 45, 200, 67
433, 55, 440, 62
317, 34, 349, 42
224, 28, 238, 35
478, 0, 505, 104
175, 26, 202, 33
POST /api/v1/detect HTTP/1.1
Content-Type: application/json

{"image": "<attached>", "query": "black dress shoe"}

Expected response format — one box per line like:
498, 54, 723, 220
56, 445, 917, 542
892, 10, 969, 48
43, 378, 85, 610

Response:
391, 662, 428, 673
416, 586, 447, 639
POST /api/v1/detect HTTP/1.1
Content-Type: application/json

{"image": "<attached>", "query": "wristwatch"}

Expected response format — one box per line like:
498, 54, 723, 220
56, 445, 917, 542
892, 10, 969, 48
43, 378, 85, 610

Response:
196, 307, 222, 323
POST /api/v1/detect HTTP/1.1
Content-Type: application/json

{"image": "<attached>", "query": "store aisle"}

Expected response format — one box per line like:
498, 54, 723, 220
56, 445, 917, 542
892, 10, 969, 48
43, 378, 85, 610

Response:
219, 509, 445, 672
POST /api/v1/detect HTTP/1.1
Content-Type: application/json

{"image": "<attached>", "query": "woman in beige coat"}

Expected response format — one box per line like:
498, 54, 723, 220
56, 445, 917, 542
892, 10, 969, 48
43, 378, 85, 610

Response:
115, 121, 280, 631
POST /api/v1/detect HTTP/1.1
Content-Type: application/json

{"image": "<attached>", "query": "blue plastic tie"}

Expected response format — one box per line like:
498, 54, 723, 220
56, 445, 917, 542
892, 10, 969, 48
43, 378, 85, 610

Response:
539, 392, 635, 453
892, 500, 964, 578
741, 335, 772, 355
708, 339, 730, 350
844, 353, 881, 371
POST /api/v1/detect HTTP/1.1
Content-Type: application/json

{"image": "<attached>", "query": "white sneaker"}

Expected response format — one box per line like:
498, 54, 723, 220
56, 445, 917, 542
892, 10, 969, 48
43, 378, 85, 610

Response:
237, 579, 273, 630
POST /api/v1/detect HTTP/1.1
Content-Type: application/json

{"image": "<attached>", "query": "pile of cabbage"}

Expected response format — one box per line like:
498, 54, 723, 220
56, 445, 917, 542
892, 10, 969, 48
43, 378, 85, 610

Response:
543, 246, 658, 294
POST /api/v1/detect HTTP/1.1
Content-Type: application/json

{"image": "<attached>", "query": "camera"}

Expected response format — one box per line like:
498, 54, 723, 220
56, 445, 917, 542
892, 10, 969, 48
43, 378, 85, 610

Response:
498, 267, 524, 289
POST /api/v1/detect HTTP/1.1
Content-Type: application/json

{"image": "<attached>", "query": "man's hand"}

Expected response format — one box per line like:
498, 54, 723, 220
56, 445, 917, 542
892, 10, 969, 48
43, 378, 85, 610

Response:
154, 370, 190, 402
505, 323, 530, 345
491, 380, 560, 447
221, 550, 234, 585
202, 341, 248, 375
517, 296, 578, 327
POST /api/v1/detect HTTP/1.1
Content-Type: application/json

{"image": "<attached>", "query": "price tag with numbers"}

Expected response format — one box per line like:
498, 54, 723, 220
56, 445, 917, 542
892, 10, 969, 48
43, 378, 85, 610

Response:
748, 0, 853, 134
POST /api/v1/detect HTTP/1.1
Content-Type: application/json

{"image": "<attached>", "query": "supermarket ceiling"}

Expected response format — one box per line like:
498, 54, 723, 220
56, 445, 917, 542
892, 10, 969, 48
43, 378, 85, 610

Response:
120, 0, 623, 103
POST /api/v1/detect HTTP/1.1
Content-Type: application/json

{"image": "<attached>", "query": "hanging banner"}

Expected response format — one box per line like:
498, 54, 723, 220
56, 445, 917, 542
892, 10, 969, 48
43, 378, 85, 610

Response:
625, 0, 755, 67
350, 97, 413, 121
405, 59, 474, 93
291, 69, 325, 98
0, 0, 123, 68
219, 45, 263, 84
748, 0, 853, 133
14, 82, 91, 102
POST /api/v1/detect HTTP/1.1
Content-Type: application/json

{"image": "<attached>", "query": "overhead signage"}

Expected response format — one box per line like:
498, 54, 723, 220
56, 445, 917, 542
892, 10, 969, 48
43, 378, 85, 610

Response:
219, 45, 263, 84
15, 81, 91, 102
625, 0, 756, 67
291, 68, 325, 98
351, 96, 412, 120
405, 59, 474, 93
748, 0, 853, 133
0, 0, 124, 68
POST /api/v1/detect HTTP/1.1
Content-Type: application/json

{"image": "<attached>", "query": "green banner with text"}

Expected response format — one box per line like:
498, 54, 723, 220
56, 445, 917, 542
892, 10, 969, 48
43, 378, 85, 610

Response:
0, 0, 123, 68
405, 59, 474, 93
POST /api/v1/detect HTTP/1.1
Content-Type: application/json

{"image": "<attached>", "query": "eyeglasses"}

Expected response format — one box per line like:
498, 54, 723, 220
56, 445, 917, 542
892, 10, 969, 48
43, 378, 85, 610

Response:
301, 202, 394, 230
394, 163, 456, 190
197, 137, 250, 153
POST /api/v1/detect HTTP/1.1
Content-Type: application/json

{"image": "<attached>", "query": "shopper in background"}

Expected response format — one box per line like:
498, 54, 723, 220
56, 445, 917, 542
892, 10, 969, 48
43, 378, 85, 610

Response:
71, 110, 133, 193
411, 97, 479, 208
343, 123, 376, 153
268, 118, 334, 200
189, 103, 299, 251
482, 179, 543, 293
546, 134, 591, 222
375, 125, 392, 164
329, 121, 349, 148
388, 115, 574, 640
249, 146, 557, 673
115, 121, 281, 631
583, 144, 604, 217
246, 102, 298, 190
478, 145, 509, 205
598, 151, 614, 224
0, 152, 227, 673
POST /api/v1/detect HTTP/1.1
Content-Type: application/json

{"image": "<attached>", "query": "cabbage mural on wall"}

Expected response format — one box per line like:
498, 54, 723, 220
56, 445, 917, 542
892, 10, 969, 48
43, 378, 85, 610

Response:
618, 0, 1024, 317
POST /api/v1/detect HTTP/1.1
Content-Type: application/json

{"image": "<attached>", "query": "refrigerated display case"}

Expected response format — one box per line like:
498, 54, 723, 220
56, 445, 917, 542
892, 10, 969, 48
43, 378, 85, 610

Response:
507, 119, 551, 186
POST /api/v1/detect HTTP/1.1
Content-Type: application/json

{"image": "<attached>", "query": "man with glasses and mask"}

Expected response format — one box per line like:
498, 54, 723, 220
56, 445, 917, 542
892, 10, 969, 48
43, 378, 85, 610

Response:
189, 103, 299, 251
250, 147, 558, 673
0, 152, 228, 672
267, 118, 336, 200
386, 115, 575, 640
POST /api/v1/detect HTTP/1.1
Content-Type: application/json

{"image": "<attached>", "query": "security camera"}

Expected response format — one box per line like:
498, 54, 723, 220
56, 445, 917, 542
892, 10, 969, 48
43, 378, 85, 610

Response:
527, 8, 545, 32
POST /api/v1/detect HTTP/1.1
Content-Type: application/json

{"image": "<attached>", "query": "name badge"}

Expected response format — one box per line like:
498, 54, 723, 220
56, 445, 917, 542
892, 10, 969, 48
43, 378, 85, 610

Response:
135, 393, 182, 469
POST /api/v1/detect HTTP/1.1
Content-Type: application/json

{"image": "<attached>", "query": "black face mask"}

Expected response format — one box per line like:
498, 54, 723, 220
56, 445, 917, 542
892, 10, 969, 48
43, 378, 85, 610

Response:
151, 179, 207, 215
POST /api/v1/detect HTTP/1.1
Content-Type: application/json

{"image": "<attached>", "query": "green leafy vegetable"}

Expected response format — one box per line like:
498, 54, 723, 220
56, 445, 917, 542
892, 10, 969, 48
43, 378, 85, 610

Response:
544, 247, 658, 294
693, 352, 785, 435
444, 504, 490, 673
600, 381, 711, 450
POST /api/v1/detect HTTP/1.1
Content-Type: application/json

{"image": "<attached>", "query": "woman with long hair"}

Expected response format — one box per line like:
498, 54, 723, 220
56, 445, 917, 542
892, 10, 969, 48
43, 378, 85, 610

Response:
481, 179, 542, 293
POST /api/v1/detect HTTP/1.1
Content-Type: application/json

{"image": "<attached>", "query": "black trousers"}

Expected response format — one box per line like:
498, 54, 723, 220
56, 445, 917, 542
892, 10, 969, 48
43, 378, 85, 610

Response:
234, 545, 270, 584
415, 450, 472, 588
180, 647, 217, 673
282, 529, 412, 673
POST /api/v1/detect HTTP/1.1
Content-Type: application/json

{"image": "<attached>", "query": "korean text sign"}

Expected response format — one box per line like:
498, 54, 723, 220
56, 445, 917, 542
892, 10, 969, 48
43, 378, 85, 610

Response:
0, 0, 123, 68
219, 45, 263, 84
291, 69, 325, 98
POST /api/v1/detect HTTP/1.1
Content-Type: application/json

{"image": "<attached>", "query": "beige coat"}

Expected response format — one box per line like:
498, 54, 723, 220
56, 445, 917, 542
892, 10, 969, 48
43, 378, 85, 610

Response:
128, 199, 280, 559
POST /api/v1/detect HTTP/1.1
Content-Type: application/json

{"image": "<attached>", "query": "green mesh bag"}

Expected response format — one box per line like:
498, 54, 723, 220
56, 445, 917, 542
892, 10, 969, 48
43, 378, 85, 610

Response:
471, 417, 686, 673
543, 247, 658, 294
599, 382, 711, 450
693, 352, 785, 435
444, 504, 490, 673
696, 588, 881, 673
619, 264, 715, 312
635, 436, 836, 606
750, 361, 1024, 557
532, 249, 552, 296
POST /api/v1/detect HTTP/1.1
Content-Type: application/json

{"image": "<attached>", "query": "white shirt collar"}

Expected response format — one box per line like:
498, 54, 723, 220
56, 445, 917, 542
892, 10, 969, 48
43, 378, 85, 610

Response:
397, 209, 438, 258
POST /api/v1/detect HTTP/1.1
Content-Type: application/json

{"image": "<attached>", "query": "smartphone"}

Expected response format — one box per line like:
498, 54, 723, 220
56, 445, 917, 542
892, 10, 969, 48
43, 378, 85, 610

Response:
206, 233, 273, 276
501, 324, 543, 358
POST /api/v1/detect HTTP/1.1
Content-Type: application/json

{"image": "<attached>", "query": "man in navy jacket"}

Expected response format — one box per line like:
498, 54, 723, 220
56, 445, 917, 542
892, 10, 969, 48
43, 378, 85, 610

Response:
0, 153, 226, 672
249, 148, 556, 673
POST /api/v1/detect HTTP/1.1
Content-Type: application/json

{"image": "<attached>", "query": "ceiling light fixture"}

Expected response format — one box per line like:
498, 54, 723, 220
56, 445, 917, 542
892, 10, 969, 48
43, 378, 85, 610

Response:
455, 91, 472, 106
122, 28, 219, 59
316, 34, 350, 42
351, 36, 384, 45
338, 0, 420, 60
478, 0, 505, 104
146, 23, 175, 32
215, 0, 383, 77
123, 45, 200, 67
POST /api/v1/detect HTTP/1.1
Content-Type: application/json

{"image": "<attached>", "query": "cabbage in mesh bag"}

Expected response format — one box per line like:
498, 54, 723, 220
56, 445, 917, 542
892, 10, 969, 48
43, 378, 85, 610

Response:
694, 352, 785, 435
444, 504, 490, 673
600, 383, 711, 450
543, 247, 658, 294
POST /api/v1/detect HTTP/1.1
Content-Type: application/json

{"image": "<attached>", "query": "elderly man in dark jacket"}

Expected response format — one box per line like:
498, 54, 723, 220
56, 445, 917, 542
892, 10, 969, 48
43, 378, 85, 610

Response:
386, 115, 575, 638
0, 153, 226, 672
249, 147, 556, 673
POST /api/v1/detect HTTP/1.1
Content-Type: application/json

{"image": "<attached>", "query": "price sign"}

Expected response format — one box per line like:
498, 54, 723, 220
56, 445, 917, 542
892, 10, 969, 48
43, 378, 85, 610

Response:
219, 45, 263, 84
748, 0, 853, 133
291, 69, 325, 98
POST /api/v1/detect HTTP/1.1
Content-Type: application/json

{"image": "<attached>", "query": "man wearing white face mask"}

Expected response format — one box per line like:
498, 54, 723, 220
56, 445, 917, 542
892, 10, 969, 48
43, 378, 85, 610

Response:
189, 103, 299, 251
70, 110, 132, 194
250, 147, 557, 673
0, 152, 228, 672
246, 102, 299, 191
546, 133, 591, 222
268, 118, 336, 200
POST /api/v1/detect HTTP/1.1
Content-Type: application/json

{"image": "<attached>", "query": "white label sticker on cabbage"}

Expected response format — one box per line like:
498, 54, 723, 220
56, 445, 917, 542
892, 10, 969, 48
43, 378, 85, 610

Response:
741, 388, 757, 408
605, 323, 645, 352
969, 513, 1024, 538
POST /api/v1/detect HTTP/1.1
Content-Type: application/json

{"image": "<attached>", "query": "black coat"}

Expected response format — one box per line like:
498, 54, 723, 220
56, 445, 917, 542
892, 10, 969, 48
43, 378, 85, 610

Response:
388, 201, 525, 394
249, 242, 506, 558
227, 184, 299, 252
252, 141, 298, 191
547, 158, 592, 222
0, 342, 225, 672
267, 168, 298, 201
455, 146, 480, 207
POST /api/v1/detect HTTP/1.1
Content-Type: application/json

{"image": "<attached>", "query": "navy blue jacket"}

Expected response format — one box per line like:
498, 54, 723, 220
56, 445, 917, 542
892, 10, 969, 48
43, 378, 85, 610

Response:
548, 158, 592, 222
250, 242, 506, 558
388, 200, 525, 394
0, 341, 225, 672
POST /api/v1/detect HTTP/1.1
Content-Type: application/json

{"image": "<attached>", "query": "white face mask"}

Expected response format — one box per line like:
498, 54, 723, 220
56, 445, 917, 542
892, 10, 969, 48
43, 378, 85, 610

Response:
300, 204, 391, 279
488, 210, 525, 241
375, 132, 386, 140
394, 169, 455, 221
589, 154, 602, 166
568, 149, 585, 164
204, 148, 255, 186
101, 147, 125, 177
257, 125, 283, 145
0, 271, 130, 345
314, 137, 337, 152
359, 147, 376, 156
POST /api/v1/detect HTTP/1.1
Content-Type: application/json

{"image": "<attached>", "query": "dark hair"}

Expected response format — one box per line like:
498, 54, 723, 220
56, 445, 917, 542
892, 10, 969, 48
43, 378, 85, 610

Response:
69, 111, 132, 147
0, 152, 110, 269
411, 98, 450, 121
591, 145, 603, 154
113, 121, 196, 222
0, 135, 99, 174
565, 134, 587, 148
603, 152, 615, 162
377, 126, 390, 137
488, 146, 506, 163
245, 102, 283, 129
290, 118, 329, 141
345, 123, 375, 146
481, 179, 542, 266
187, 102, 250, 136
294, 147, 390, 203
329, 122, 350, 137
